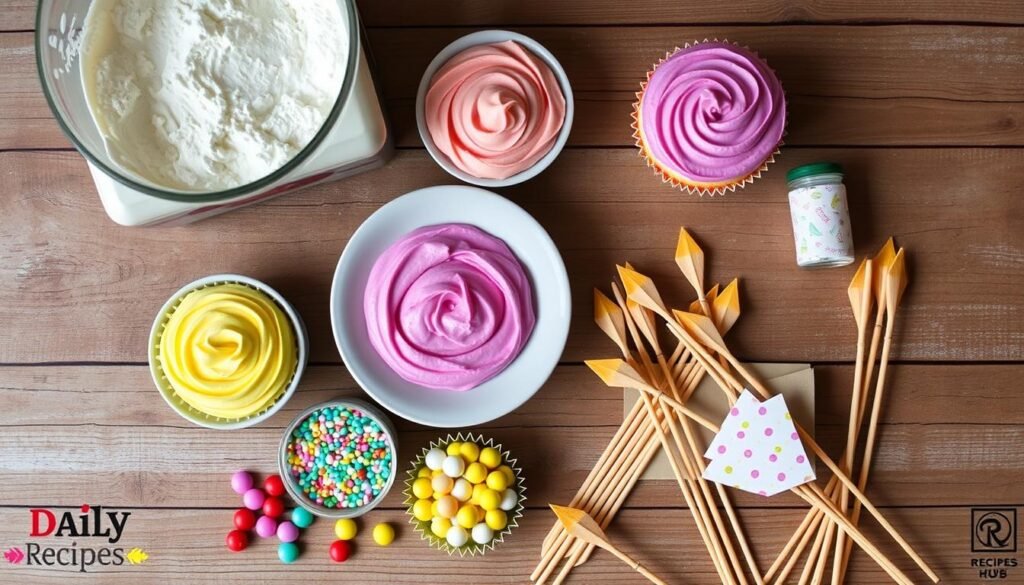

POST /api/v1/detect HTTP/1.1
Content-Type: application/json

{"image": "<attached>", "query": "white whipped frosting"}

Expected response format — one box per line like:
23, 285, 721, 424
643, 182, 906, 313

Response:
81, 0, 349, 191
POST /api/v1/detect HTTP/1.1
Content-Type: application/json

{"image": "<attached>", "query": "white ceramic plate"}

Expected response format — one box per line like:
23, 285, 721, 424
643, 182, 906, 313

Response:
330, 185, 571, 427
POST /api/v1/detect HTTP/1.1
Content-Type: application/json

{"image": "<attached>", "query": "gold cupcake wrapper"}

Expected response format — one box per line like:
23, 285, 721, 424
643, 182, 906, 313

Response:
150, 278, 302, 426
403, 432, 526, 557
631, 38, 787, 197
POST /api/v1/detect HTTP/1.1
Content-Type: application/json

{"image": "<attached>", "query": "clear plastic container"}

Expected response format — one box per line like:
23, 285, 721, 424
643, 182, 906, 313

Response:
36, 0, 391, 224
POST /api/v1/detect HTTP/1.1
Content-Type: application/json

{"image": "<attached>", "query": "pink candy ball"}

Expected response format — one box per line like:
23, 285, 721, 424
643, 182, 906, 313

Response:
255, 515, 278, 538
276, 521, 299, 543
231, 470, 254, 495
242, 488, 266, 511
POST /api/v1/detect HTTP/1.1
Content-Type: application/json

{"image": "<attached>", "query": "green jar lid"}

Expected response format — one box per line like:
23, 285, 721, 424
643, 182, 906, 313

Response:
786, 162, 844, 183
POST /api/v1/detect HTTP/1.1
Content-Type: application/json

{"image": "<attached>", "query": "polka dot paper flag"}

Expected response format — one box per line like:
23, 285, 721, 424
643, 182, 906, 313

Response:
703, 390, 815, 497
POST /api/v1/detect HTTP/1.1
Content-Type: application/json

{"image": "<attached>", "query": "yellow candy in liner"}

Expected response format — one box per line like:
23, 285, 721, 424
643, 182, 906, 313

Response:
404, 433, 524, 556
459, 442, 480, 463
479, 447, 501, 469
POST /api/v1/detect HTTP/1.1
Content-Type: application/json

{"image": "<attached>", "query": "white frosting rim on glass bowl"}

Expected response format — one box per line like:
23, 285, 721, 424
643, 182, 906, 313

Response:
330, 185, 571, 427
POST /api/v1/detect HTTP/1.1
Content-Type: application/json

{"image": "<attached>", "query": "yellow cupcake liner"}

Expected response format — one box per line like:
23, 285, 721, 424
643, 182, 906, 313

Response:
631, 38, 787, 196
403, 432, 526, 557
148, 275, 307, 430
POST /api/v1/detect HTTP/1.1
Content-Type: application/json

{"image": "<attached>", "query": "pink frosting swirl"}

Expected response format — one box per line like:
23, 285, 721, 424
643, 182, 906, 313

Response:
364, 224, 535, 391
640, 42, 785, 183
425, 40, 566, 180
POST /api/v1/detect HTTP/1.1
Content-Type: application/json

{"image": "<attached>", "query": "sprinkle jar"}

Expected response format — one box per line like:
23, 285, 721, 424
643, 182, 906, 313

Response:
279, 399, 398, 519
786, 163, 855, 268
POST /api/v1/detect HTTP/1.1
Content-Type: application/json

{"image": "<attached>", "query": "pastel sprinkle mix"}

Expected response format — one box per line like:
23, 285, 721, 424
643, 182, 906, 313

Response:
285, 406, 393, 510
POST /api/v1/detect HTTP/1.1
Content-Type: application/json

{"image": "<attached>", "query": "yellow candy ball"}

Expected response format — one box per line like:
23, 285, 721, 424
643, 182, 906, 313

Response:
459, 442, 480, 463
411, 477, 433, 500
497, 464, 516, 485
456, 504, 479, 529
431, 474, 454, 496
431, 500, 440, 517
446, 442, 462, 456
478, 488, 501, 511
479, 447, 501, 469
334, 518, 358, 541
431, 469, 444, 478
470, 483, 487, 505
464, 462, 488, 484
435, 495, 459, 519
431, 517, 451, 539
412, 499, 433, 522
417, 467, 432, 479
373, 523, 395, 546
485, 509, 508, 531
486, 470, 509, 492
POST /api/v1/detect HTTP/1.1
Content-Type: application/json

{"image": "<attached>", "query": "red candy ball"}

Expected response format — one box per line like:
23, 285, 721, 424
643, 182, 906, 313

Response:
226, 529, 249, 552
262, 496, 285, 519
264, 474, 286, 497
233, 508, 256, 531
329, 539, 351, 563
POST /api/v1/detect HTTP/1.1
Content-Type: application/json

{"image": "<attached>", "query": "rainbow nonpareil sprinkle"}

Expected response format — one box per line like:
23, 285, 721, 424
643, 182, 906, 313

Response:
285, 406, 393, 509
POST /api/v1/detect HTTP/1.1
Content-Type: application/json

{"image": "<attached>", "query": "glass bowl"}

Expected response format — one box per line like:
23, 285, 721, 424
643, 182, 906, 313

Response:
35, 0, 360, 202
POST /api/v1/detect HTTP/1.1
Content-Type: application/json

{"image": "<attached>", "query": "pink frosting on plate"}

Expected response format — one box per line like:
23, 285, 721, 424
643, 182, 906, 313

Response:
425, 40, 566, 180
364, 224, 536, 391
640, 42, 786, 183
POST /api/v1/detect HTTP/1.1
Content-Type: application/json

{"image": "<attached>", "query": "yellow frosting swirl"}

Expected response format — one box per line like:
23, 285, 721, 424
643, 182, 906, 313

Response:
159, 283, 297, 419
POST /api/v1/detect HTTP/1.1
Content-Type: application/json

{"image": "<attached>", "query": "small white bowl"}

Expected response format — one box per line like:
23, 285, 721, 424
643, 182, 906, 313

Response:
416, 30, 574, 188
148, 274, 308, 430
280, 398, 399, 518
330, 185, 571, 428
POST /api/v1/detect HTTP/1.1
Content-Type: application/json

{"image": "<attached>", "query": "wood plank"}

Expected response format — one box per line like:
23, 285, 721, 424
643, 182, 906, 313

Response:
0, 505, 1000, 584
0, 148, 1021, 364
11, 0, 1024, 32
357, 0, 1024, 26
8, 26, 1024, 150
0, 364, 1020, 508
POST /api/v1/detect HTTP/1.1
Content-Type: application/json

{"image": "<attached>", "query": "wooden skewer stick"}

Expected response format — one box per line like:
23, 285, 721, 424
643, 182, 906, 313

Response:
608, 285, 738, 585
837, 248, 909, 582
823, 259, 875, 583
571, 283, 736, 570
537, 281, 740, 583
551, 505, 670, 585
587, 361, 917, 585
670, 238, 762, 585
618, 284, 750, 585
613, 266, 938, 584
671, 310, 937, 584
769, 242, 898, 582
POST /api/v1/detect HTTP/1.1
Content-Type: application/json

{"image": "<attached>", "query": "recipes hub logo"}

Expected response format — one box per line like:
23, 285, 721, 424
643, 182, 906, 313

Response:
4, 505, 148, 573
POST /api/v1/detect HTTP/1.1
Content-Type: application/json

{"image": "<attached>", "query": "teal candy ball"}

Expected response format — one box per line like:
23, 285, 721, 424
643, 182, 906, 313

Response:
291, 507, 314, 529
278, 542, 300, 564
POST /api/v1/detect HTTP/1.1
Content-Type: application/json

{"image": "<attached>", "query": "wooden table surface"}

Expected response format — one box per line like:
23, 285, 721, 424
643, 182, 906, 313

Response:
1, 1, 1022, 583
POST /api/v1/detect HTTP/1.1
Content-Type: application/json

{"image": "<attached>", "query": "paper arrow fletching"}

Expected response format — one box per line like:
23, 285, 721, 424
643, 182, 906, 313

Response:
594, 289, 629, 355
616, 265, 666, 313
585, 359, 654, 392
872, 238, 897, 302
885, 248, 908, 310
847, 259, 869, 327
675, 228, 705, 295
713, 278, 741, 334
550, 504, 609, 548
673, 310, 728, 352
